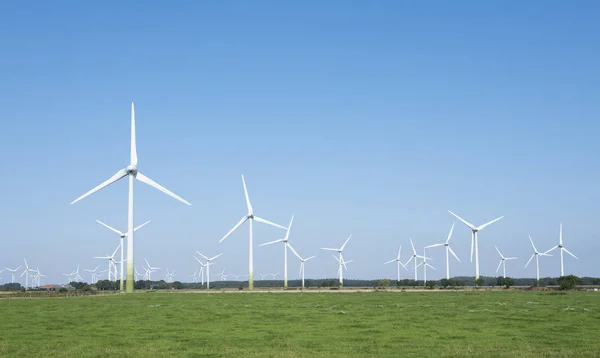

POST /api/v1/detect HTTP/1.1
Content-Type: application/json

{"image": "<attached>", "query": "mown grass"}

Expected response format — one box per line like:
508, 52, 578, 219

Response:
0, 291, 599, 357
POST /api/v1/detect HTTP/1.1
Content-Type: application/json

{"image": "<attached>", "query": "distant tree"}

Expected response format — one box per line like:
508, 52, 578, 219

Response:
82, 285, 91, 292
475, 277, 485, 287
440, 278, 451, 288
426, 281, 436, 289
374, 279, 391, 289
170, 281, 183, 290
558, 275, 582, 290
504, 277, 515, 288
496, 276, 505, 287
59, 287, 68, 293
548, 280, 556, 286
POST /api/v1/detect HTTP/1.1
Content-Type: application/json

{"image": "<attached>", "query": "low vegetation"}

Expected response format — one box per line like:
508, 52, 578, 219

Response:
0, 291, 599, 356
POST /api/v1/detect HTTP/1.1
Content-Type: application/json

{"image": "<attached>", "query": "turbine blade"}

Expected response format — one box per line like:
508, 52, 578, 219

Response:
447, 210, 476, 230
562, 248, 578, 260
195, 251, 209, 261
241, 175, 253, 214
448, 246, 461, 263
287, 244, 302, 261
209, 253, 223, 261
96, 220, 123, 236
259, 239, 284, 247
446, 222, 455, 244
134, 220, 151, 232
397, 246, 402, 260
219, 216, 248, 243
320, 248, 338, 251
410, 238, 416, 255
305, 255, 317, 261
426, 263, 436, 270
559, 222, 563, 246
130, 102, 138, 166
494, 245, 504, 259
136, 172, 191, 206
525, 254, 535, 268
544, 245, 558, 255
476, 216, 504, 231
284, 215, 294, 241
404, 256, 414, 266
253, 216, 287, 230
71, 168, 128, 204
384, 259, 396, 264
340, 235, 352, 251
528, 235, 538, 253
425, 243, 444, 248
496, 260, 502, 273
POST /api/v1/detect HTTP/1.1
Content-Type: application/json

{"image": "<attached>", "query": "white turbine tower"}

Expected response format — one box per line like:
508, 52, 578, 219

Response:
195, 252, 223, 289
415, 248, 435, 286
494, 246, 517, 278
425, 223, 461, 280
404, 238, 428, 281
384, 246, 408, 282
4, 266, 21, 283
448, 210, 504, 280
70, 102, 191, 294
259, 215, 295, 289
96, 219, 151, 291
525, 235, 552, 285
544, 223, 578, 277
219, 175, 287, 290
94, 245, 120, 281
320, 235, 352, 286
288, 244, 316, 289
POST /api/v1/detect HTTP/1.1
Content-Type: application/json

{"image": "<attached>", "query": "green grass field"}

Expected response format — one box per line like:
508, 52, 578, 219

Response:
1, 290, 599, 357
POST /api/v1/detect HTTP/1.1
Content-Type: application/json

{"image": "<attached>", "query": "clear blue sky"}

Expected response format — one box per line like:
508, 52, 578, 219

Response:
0, 1, 599, 284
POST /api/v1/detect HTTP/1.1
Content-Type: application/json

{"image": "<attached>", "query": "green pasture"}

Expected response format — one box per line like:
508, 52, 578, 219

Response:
0, 290, 599, 357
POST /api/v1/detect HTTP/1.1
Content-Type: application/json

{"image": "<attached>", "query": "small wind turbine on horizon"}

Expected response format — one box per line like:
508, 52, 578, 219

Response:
415, 247, 435, 286
70, 102, 191, 294
4, 266, 22, 283
494, 246, 517, 278
219, 175, 287, 290
404, 238, 427, 281
143, 259, 161, 281
193, 256, 206, 286
425, 223, 461, 280
20, 259, 36, 289
195, 252, 223, 289
85, 266, 101, 284
94, 245, 120, 281
288, 244, 316, 289
544, 223, 578, 277
384, 246, 408, 282
448, 210, 503, 280
333, 255, 353, 280
259, 215, 295, 289
321, 235, 352, 287
164, 269, 176, 283
525, 235, 552, 284
96, 219, 150, 291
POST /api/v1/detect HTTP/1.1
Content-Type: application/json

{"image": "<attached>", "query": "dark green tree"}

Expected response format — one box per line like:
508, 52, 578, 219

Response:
475, 277, 485, 287
558, 275, 582, 290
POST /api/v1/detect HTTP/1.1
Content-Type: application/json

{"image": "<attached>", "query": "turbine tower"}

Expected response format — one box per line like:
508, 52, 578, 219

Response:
384, 246, 408, 282
320, 235, 352, 286
71, 103, 191, 293
219, 175, 287, 290
525, 235, 552, 285
544, 223, 578, 277
494, 245, 517, 278
259, 215, 295, 289
448, 210, 503, 280
425, 223, 461, 280
96, 220, 150, 291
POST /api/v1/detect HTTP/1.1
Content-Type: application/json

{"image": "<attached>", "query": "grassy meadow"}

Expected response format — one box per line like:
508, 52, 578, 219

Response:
0, 290, 599, 357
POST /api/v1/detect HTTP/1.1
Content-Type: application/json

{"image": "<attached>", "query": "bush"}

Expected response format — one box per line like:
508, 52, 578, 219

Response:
59, 288, 68, 293
82, 285, 91, 292
475, 277, 485, 287
558, 275, 582, 290
426, 281, 436, 289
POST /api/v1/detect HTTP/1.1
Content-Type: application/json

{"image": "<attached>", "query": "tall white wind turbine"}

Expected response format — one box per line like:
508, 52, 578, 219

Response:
195, 252, 223, 289
96, 219, 150, 291
494, 245, 517, 278
259, 215, 295, 289
525, 235, 552, 284
288, 244, 316, 289
448, 210, 503, 280
70, 103, 191, 293
320, 235, 352, 286
4, 266, 21, 283
219, 175, 287, 290
404, 238, 428, 281
544, 223, 578, 277
425, 223, 461, 280
384, 246, 408, 282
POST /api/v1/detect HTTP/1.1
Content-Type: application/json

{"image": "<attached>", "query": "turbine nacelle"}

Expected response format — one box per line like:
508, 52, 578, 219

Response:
126, 165, 138, 176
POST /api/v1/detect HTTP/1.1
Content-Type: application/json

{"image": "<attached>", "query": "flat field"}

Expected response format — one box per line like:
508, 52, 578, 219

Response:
1, 290, 599, 357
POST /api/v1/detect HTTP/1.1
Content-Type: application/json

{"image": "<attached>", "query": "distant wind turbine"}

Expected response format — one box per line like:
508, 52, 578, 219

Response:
544, 223, 578, 277
70, 102, 191, 293
384, 246, 408, 282
288, 244, 316, 289
195, 252, 223, 289
425, 223, 461, 280
494, 246, 517, 278
404, 238, 428, 281
525, 235, 552, 284
321, 235, 352, 286
259, 215, 295, 289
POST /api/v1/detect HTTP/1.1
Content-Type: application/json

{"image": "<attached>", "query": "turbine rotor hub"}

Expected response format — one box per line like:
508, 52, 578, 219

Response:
126, 165, 138, 176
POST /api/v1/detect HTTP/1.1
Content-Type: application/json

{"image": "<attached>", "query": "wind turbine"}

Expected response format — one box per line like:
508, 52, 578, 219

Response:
164, 269, 176, 283
134, 267, 142, 281
259, 273, 268, 280
384, 246, 408, 282
320, 235, 352, 286
193, 256, 206, 286
494, 246, 517, 278
425, 223, 461, 280
20, 259, 36, 289
404, 238, 428, 281
144, 259, 161, 281
216, 269, 228, 281
288, 244, 316, 289
96, 219, 151, 291
4, 266, 21, 283
195, 252, 223, 289
525, 235, 552, 285
333, 255, 353, 280
33, 269, 46, 287
85, 266, 101, 284
94, 245, 120, 281
70, 102, 191, 294
270, 272, 279, 279
72, 265, 84, 282
415, 248, 435, 286
544, 223, 578, 277
448, 210, 504, 280
219, 175, 287, 290
259, 215, 295, 288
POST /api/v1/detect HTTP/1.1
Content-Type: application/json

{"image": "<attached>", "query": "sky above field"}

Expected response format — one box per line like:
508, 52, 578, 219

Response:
1, 1, 599, 284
